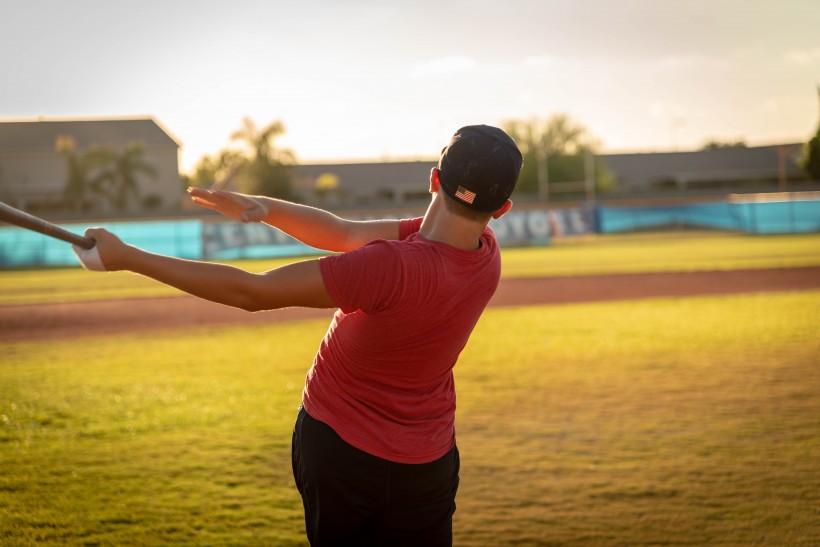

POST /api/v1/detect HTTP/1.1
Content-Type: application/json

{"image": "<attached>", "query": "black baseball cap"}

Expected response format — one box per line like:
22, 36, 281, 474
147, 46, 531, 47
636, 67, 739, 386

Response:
437, 125, 523, 213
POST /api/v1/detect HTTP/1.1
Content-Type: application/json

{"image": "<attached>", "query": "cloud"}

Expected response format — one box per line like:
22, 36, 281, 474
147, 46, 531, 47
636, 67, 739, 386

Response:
783, 47, 820, 65
412, 56, 477, 76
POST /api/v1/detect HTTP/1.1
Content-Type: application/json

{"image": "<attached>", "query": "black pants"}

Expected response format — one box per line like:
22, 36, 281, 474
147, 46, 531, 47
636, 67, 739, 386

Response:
291, 406, 460, 547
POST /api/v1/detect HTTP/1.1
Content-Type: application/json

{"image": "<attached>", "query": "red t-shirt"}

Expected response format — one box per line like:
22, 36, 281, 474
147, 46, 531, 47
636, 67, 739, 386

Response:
303, 217, 501, 464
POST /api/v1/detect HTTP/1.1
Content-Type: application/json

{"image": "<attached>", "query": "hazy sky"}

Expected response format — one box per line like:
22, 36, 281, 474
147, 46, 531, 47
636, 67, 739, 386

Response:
2, 0, 818, 171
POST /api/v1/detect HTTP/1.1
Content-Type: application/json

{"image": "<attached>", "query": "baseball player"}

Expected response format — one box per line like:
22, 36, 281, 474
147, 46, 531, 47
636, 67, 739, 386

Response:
74, 125, 523, 546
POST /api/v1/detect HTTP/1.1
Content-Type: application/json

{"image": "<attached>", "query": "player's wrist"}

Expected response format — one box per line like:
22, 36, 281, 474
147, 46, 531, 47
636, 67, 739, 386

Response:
113, 244, 142, 272
247, 196, 271, 222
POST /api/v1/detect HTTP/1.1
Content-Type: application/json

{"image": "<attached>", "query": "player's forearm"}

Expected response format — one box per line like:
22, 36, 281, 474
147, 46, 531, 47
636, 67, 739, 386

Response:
256, 197, 354, 251
120, 245, 265, 311
188, 187, 398, 251
255, 197, 399, 252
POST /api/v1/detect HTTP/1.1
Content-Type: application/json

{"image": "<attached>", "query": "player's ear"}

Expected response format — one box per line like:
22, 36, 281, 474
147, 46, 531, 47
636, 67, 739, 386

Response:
492, 200, 513, 219
429, 168, 441, 193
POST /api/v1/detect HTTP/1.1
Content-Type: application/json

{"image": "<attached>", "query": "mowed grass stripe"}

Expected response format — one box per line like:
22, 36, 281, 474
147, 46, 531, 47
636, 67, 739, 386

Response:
501, 231, 820, 278
2, 231, 820, 305
2, 291, 818, 545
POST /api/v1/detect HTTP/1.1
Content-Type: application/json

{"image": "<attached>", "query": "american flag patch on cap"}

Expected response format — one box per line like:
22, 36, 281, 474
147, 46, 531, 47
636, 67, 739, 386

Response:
455, 186, 477, 204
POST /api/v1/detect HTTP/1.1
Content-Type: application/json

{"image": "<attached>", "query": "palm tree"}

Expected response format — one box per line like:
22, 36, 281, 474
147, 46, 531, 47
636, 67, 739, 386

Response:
230, 117, 291, 163
56, 136, 114, 211
230, 117, 295, 198
187, 149, 245, 190
108, 141, 158, 211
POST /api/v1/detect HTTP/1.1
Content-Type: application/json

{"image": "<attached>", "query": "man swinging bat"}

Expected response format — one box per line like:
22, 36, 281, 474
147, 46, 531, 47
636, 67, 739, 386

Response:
70, 125, 523, 546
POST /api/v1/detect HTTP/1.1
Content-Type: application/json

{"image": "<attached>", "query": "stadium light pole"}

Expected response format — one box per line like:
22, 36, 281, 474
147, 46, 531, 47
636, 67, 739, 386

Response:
537, 148, 550, 202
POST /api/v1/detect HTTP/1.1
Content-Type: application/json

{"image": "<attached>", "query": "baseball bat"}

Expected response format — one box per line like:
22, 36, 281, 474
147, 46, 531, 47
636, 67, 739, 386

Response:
0, 201, 95, 249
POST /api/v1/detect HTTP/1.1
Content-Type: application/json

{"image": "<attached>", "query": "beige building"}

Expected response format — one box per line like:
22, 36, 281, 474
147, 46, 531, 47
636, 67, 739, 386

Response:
0, 117, 182, 215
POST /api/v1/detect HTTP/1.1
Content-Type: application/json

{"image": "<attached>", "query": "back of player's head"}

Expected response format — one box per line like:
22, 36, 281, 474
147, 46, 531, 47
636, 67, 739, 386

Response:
437, 125, 523, 213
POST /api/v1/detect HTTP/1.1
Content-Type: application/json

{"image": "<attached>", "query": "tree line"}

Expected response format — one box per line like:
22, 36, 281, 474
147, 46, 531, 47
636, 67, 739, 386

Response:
185, 114, 619, 203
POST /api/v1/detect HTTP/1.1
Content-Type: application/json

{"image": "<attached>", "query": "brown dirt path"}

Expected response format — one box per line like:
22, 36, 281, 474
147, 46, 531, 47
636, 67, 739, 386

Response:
2, 267, 819, 343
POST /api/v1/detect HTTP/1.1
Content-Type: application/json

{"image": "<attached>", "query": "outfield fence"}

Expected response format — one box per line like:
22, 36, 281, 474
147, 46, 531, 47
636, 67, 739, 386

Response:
600, 193, 820, 234
1, 196, 818, 268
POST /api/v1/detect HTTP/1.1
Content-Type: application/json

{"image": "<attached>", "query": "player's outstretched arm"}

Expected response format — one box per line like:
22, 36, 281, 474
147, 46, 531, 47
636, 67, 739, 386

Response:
187, 187, 399, 252
79, 228, 335, 311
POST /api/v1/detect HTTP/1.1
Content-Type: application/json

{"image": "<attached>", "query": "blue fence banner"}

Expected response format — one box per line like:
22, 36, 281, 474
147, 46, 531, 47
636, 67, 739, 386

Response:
0, 219, 201, 268
598, 198, 820, 234
202, 221, 318, 260
1, 197, 817, 268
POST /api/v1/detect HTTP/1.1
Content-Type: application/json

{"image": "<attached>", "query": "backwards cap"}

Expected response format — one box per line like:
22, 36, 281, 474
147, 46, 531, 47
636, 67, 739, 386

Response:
437, 125, 523, 213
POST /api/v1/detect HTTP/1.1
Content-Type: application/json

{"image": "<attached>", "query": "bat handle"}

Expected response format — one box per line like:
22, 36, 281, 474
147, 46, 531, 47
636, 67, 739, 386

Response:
77, 236, 96, 250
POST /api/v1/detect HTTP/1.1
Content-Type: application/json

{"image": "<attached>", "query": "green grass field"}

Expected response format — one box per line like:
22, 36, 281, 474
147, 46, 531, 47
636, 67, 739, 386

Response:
2, 232, 819, 545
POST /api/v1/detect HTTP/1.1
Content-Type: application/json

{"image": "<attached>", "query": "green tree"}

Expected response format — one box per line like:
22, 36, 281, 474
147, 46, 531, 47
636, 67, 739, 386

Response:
801, 86, 820, 180
505, 114, 587, 156
185, 149, 245, 189
105, 141, 158, 211
800, 85, 820, 181
802, 129, 820, 181
502, 114, 613, 199
230, 117, 296, 199
56, 135, 115, 211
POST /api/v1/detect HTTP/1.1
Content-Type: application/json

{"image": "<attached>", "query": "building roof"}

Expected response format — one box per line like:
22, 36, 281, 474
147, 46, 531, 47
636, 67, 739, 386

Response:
290, 143, 809, 202
0, 117, 180, 152
602, 144, 805, 187
292, 160, 437, 198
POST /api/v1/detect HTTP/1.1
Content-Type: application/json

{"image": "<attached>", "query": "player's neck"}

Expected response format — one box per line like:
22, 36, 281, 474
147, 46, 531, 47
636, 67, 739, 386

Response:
419, 197, 486, 251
